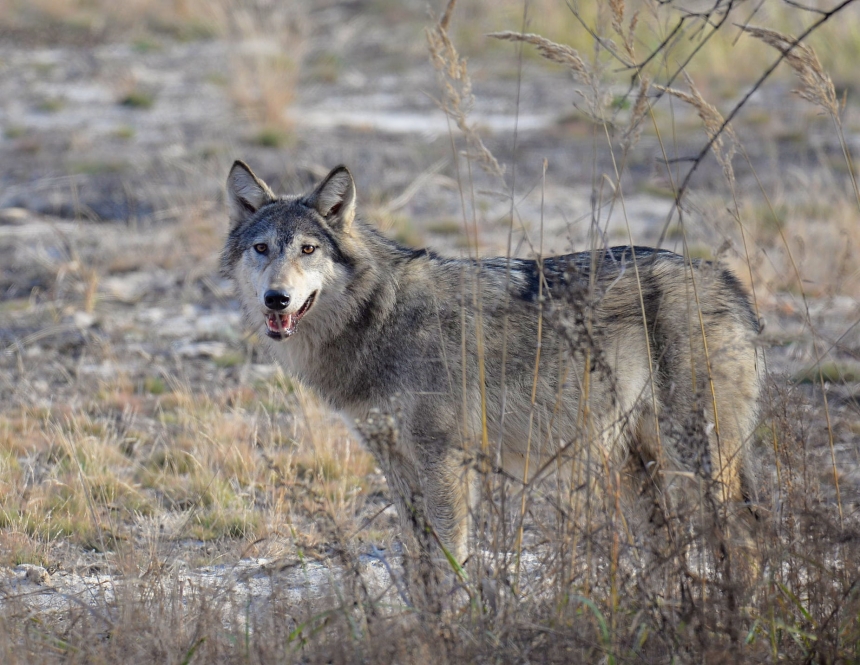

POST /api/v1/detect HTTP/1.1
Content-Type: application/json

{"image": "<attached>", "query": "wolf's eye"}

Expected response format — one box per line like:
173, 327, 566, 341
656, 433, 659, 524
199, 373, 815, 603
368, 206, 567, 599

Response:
253, 243, 268, 254
301, 245, 315, 255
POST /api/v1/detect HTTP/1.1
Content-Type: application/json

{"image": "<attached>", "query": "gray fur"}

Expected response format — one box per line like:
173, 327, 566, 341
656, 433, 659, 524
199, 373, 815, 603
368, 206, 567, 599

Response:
222, 163, 762, 561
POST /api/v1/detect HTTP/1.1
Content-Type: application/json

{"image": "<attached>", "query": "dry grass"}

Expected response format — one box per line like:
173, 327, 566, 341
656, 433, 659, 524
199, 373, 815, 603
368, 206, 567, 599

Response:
0, 0, 307, 138
427, 2, 505, 180
729, 187, 860, 298
2, 0, 860, 663
741, 25, 840, 118
655, 73, 738, 185
0, 0, 220, 39
219, 1, 307, 133
0, 367, 378, 560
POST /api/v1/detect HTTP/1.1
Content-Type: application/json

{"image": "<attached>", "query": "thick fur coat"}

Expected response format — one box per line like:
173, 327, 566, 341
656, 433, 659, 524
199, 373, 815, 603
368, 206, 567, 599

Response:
221, 162, 761, 560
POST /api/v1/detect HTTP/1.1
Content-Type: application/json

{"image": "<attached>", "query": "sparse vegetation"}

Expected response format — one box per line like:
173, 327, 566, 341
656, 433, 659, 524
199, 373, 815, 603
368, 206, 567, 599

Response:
119, 89, 155, 109
3, 126, 27, 140
111, 124, 136, 140
2, 0, 860, 663
251, 125, 292, 148
426, 218, 463, 236
36, 97, 64, 113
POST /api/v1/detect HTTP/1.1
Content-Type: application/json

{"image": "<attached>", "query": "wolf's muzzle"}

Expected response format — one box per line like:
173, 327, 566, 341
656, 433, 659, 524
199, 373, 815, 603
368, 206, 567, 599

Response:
264, 289, 290, 311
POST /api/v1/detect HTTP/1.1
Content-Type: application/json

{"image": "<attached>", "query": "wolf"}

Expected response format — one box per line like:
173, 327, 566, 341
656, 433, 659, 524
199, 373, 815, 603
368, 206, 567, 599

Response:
221, 161, 761, 562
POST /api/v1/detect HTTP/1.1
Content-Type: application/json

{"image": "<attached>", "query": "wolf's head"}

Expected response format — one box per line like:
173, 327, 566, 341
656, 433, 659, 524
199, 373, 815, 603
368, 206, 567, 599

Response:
220, 161, 358, 342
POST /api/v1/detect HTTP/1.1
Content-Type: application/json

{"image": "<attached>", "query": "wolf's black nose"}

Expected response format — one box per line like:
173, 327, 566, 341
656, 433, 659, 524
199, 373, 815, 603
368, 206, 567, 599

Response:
264, 290, 290, 311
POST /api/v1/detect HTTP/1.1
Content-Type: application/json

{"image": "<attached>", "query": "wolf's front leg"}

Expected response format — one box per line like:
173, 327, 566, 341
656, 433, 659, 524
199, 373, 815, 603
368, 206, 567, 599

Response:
420, 450, 473, 563
358, 405, 472, 563
382, 451, 471, 564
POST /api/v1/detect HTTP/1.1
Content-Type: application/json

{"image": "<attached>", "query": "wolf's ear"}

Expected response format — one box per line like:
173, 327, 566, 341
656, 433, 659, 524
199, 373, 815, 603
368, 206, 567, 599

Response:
306, 165, 356, 232
226, 160, 275, 228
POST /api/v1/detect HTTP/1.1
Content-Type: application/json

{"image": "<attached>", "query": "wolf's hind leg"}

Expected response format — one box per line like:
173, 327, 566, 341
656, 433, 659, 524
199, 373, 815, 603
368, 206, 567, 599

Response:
626, 404, 676, 562
698, 329, 760, 554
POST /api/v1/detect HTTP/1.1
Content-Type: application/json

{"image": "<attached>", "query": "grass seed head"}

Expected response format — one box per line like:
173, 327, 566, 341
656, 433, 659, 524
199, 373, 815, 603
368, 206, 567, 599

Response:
655, 73, 737, 185
622, 74, 650, 151
428, 7, 504, 178
741, 25, 839, 119
488, 31, 592, 87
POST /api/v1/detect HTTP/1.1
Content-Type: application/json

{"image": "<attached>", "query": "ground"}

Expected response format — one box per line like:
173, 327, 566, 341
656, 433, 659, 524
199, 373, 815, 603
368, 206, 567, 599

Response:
1, 1, 860, 662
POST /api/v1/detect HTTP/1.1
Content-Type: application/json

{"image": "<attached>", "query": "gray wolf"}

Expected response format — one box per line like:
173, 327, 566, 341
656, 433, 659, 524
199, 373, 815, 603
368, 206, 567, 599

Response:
221, 161, 761, 562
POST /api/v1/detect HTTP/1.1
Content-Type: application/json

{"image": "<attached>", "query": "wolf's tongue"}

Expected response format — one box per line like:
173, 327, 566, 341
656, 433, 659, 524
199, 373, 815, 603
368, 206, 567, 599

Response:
267, 312, 296, 334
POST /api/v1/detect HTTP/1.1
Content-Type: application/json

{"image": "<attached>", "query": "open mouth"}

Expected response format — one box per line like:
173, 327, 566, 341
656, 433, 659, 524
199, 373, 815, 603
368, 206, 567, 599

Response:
265, 292, 316, 339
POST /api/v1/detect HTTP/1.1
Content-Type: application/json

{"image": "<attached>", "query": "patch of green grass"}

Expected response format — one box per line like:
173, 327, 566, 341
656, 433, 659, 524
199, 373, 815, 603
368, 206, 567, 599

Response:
554, 109, 604, 135
120, 90, 155, 109
793, 362, 860, 385
196, 476, 244, 510
751, 203, 788, 237
89, 474, 154, 515
389, 217, 424, 247
11, 548, 49, 568
157, 410, 180, 426
256, 399, 291, 415
743, 109, 773, 126
132, 38, 162, 53
267, 372, 293, 393
252, 126, 292, 148
205, 72, 229, 87
611, 94, 631, 111
197, 145, 223, 160
685, 245, 713, 261
772, 128, 808, 143
639, 182, 677, 199
148, 17, 220, 42
666, 224, 685, 240
0, 298, 30, 313
310, 52, 343, 83
213, 351, 245, 368
37, 98, 64, 113
112, 125, 135, 140
427, 219, 464, 236
4, 125, 26, 139
753, 423, 775, 445
191, 508, 260, 541
33, 62, 54, 76
25, 485, 95, 542
145, 447, 197, 476
0, 449, 21, 476
142, 376, 168, 395
794, 199, 835, 221
67, 160, 124, 176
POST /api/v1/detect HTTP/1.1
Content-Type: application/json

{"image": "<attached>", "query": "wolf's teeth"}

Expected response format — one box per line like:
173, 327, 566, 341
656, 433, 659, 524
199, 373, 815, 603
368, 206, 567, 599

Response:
265, 303, 309, 337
